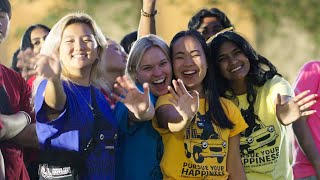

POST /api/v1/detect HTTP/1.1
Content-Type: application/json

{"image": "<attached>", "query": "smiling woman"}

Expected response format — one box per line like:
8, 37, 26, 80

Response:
209, 30, 317, 180
23, 12, 119, 179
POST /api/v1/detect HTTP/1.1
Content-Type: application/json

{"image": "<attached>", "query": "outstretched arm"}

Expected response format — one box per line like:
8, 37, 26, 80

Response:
156, 79, 199, 132
138, 0, 157, 38
275, 90, 317, 125
19, 52, 66, 120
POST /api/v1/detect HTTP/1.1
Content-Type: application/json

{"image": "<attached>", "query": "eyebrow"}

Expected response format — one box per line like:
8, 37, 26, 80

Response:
174, 51, 185, 57
217, 47, 239, 58
190, 50, 200, 54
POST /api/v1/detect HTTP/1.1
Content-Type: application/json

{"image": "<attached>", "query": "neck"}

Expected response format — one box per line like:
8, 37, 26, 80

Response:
64, 67, 92, 86
229, 79, 247, 95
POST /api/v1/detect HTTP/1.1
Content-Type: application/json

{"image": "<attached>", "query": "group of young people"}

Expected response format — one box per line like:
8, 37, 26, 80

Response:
0, 0, 319, 179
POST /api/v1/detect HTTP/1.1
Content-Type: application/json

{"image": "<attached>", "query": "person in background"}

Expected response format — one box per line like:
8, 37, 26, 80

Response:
99, 39, 127, 108
209, 31, 317, 180
188, 8, 234, 41
120, 31, 137, 54
11, 48, 21, 72
16, 24, 50, 85
0, 0, 37, 179
292, 60, 320, 180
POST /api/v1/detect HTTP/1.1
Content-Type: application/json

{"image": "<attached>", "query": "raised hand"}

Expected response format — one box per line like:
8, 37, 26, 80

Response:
17, 48, 35, 80
276, 90, 317, 125
18, 50, 61, 80
168, 79, 199, 121
113, 75, 154, 120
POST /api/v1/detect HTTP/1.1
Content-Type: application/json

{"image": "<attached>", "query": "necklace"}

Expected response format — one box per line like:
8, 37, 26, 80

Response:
69, 80, 94, 111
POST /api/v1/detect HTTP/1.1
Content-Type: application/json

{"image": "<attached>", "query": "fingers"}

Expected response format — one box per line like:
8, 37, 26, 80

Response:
293, 90, 311, 102
296, 93, 318, 106
177, 79, 188, 94
172, 79, 183, 97
300, 109, 316, 116
113, 83, 127, 96
299, 99, 317, 111
190, 90, 199, 98
168, 85, 179, 101
124, 75, 138, 89
115, 76, 135, 90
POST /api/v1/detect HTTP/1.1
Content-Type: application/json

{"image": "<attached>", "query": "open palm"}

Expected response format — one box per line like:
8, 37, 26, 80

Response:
113, 75, 154, 120
168, 79, 199, 121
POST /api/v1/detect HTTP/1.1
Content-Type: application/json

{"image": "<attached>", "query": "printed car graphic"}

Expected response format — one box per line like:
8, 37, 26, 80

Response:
184, 112, 227, 163
240, 119, 279, 154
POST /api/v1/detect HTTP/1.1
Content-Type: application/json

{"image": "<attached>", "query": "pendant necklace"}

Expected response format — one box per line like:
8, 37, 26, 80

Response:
69, 80, 94, 111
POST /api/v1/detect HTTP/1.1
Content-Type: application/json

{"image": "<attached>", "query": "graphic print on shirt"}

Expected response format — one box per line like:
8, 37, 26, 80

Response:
182, 111, 227, 177
239, 108, 280, 169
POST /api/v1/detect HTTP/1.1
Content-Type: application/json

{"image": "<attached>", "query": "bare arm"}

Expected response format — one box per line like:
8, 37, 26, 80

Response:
0, 112, 31, 141
292, 116, 320, 179
138, 0, 157, 38
12, 123, 39, 148
227, 134, 246, 180
24, 54, 66, 120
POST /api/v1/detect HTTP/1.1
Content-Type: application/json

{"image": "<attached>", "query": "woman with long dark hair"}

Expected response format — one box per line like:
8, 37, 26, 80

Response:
209, 31, 317, 179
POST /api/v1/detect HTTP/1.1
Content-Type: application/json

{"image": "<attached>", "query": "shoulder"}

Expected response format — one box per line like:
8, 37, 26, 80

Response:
0, 64, 25, 82
219, 97, 238, 115
300, 60, 320, 70
155, 94, 173, 109
264, 75, 290, 90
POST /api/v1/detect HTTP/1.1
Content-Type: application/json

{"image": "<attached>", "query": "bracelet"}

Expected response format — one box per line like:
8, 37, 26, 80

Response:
141, 9, 157, 17
19, 111, 31, 125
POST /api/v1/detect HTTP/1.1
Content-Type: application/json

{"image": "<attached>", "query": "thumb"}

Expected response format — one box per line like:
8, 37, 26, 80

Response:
276, 93, 281, 105
191, 90, 199, 98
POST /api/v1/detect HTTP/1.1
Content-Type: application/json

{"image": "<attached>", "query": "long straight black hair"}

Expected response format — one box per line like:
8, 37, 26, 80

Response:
170, 30, 234, 129
209, 31, 279, 129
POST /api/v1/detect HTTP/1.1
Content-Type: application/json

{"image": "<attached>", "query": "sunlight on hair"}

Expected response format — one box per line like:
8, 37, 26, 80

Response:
206, 27, 234, 44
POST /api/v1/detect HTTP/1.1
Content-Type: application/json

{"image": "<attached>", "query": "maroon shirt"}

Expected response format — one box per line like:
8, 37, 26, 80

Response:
0, 64, 31, 180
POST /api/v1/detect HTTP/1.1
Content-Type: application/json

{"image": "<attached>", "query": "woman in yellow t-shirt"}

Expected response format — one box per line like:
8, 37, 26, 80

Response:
208, 31, 317, 180
154, 30, 248, 180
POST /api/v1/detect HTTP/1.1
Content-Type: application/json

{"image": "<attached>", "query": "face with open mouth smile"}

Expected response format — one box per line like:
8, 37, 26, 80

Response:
136, 46, 172, 97
172, 35, 207, 94
217, 41, 250, 82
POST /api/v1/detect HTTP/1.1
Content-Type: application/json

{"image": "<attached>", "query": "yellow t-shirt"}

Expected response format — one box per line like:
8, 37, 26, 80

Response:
236, 75, 294, 180
153, 95, 248, 180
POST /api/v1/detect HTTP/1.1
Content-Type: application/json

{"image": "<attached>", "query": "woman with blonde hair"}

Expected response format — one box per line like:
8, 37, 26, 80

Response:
25, 12, 117, 179
112, 34, 172, 179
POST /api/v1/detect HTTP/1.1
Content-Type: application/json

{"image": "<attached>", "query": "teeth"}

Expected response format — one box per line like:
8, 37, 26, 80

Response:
230, 66, 242, 72
73, 54, 87, 58
183, 71, 196, 75
153, 78, 165, 84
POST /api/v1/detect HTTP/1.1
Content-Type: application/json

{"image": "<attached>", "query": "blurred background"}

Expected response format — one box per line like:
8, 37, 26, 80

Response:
1, 0, 320, 83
